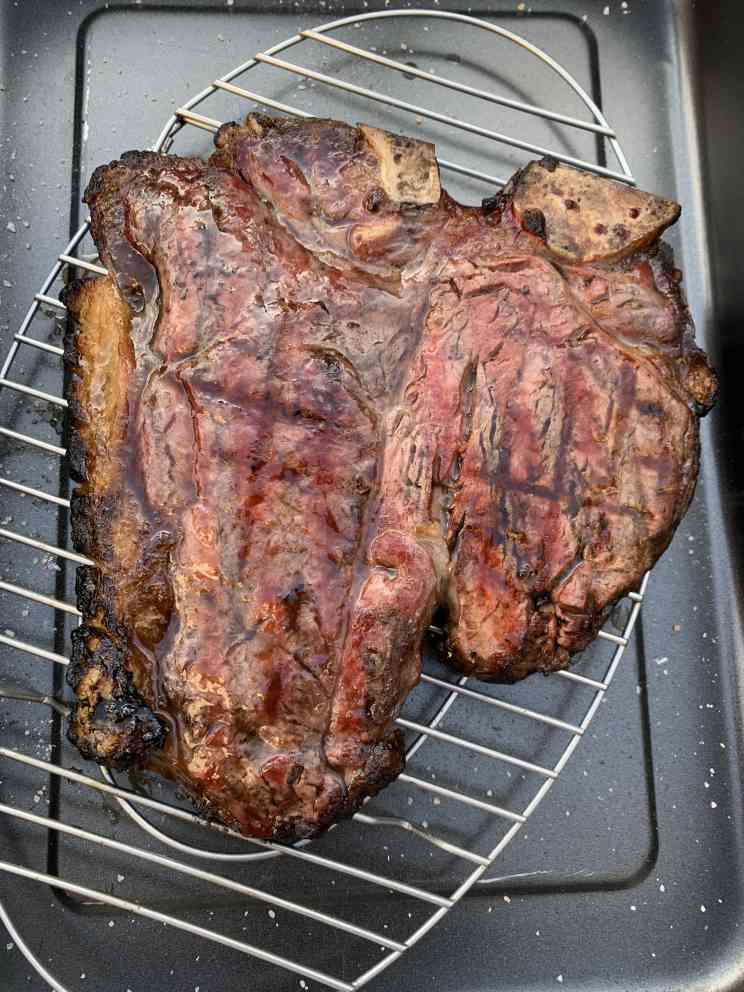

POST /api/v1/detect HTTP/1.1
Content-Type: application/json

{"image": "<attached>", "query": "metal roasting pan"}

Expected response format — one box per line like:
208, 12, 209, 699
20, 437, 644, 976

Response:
1, 1, 743, 990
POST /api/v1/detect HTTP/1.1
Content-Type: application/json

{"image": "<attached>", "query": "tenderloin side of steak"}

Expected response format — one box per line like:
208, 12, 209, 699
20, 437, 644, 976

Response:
64, 115, 717, 840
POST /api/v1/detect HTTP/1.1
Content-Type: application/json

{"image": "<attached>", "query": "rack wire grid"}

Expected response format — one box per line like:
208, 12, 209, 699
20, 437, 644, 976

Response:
0, 9, 648, 992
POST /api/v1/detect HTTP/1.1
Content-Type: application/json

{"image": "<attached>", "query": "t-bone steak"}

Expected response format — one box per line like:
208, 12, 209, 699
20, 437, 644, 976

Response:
63, 115, 717, 839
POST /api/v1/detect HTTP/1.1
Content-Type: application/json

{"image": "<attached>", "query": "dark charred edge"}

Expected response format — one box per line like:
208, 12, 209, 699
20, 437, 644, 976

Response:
60, 275, 89, 314
66, 624, 166, 771
67, 568, 167, 769
63, 279, 167, 770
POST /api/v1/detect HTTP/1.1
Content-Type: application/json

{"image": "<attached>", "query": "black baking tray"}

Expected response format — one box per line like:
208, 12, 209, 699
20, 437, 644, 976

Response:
2, 1, 744, 990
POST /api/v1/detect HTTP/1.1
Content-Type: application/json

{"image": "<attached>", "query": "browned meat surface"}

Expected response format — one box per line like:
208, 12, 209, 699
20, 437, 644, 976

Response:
64, 115, 717, 839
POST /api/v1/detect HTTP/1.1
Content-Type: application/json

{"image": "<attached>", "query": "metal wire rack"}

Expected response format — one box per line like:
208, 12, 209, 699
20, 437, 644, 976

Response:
0, 9, 646, 991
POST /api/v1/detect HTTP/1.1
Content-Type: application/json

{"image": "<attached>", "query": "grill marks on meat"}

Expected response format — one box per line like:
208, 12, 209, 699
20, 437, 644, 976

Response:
439, 252, 702, 678
64, 116, 716, 838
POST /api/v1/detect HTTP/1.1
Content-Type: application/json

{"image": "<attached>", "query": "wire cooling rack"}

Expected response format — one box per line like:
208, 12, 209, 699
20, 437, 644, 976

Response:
0, 9, 647, 992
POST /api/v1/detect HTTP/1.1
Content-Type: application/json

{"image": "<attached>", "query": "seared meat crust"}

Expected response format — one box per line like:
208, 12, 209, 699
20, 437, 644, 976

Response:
64, 117, 716, 838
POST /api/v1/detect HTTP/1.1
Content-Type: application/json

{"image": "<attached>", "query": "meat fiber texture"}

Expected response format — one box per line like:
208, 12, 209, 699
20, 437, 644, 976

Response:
62, 115, 717, 840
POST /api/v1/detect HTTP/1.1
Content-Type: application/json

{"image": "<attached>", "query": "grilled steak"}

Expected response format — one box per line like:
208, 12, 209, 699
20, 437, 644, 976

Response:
63, 115, 716, 839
